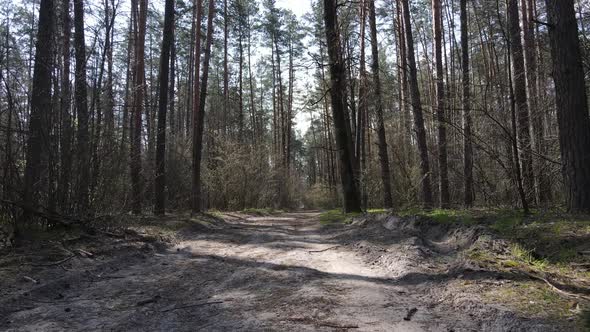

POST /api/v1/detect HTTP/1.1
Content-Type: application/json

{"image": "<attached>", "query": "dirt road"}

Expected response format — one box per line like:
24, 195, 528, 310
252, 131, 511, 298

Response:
0, 212, 570, 331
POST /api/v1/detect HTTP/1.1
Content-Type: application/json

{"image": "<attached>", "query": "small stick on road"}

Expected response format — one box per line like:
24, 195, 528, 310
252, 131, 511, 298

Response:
308, 245, 341, 253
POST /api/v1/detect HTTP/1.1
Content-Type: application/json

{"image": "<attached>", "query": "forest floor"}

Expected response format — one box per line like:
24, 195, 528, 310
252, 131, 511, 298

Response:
0, 210, 589, 331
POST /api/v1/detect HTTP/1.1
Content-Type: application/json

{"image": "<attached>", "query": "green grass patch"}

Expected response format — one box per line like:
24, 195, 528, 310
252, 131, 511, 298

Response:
398, 208, 478, 225
366, 209, 387, 214
490, 214, 523, 234
319, 209, 362, 225
510, 244, 549, 271
484, 281, 577, 320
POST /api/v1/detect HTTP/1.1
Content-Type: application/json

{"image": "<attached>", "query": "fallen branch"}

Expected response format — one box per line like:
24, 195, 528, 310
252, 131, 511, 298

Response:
160, 301, 223, 313
0, 199, 85, 226
317, 322, 359, 329
76, 249, 94, 258
30, 255, 74, 267
23, 276, 39, 284
308, 245, 341, 253
137, 295, 161, 306
518, 270, 590, 301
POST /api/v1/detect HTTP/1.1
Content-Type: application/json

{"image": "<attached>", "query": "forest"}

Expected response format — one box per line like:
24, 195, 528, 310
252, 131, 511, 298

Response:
1, 0, 590, 330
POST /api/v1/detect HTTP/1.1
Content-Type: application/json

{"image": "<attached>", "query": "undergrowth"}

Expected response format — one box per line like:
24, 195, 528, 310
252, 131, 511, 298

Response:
400, 208, 590, 326
318, 209, 388, 225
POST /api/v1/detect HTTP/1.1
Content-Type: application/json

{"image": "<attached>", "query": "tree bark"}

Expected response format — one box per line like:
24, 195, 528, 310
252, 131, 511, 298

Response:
507, 0, 534, 205
323, 0, 362, 213
192, 0, 215, 213
154, 0, 175, 215
545, 0, 590, 213
460, 0, 474, 207
400, 0, 434, 208
130, 0, 147, 215
73, 0, 90, 214
368, 0, 394, 208
191, 0, 203, 213
59, 0, 73, 213
22, 0, 54, 226
432, 0, 449, 208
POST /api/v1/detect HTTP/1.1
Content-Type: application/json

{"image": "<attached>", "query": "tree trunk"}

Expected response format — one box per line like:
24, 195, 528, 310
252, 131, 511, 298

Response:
73, 0, 90, 214
545, 0, 590, 213
460, 0, 474, 207
400, 0, 434, 208
223, 0, 229, 136
432, 0, 449, 208
368, 0, 394, 208
192, 0, 215, 213
357, 0, 368, 208
323, 0, 362, 213
521, 0, 547, 205
130, 0, 147, 215
22, 0, 54, 227
59, 0, 73, 213
191, 0, 203, 213
507, 0, 533, 205
154, 0, 174, 215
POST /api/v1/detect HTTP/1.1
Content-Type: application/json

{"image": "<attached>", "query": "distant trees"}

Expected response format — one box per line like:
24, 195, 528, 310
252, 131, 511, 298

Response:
5, 0, 590, 232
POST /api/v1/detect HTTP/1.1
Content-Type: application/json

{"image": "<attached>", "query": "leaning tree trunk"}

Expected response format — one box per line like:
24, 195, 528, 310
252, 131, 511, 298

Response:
545, 0, 590, 213
400, 0, 434, 208
368, 0, 394, 208
323, 0, 362, 213
154, 0, 175, 215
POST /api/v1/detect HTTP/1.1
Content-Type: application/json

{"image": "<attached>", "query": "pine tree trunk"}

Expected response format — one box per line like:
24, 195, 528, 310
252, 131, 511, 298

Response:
22, 0, 54, 227
191, 0, 203, 213
368, 0, 394, 208
192, 0, 215, 213
400, 0, 434, 208
59, 0, 73, 213
154, 0, 174, 215
460, 0, 474, 207
432, 0, 449, 208
545, 0, 590, 213
323, 0, 362, 213
73, 0, 90, 214
130, 0, 147, 215
507, 0, 534, 205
